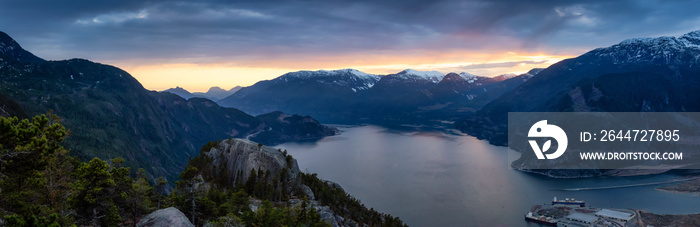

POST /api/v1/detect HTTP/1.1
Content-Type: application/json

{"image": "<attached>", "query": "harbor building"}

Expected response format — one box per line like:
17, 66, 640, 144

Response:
595, 209, 635, 226
557, 212, 599, 227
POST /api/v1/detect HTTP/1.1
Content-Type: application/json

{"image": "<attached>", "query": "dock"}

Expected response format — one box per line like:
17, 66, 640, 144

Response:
526, 197, 638, 227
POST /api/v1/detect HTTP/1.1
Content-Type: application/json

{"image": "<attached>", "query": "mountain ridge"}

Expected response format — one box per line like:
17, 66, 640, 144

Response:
0, 31, 337, 183
162, 86, 241, 101
219, 67, 533, 124
456, 30, 700, 148
0, 31, 44, 63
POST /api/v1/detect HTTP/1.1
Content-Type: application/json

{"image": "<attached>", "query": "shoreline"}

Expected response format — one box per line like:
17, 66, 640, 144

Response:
637, 210, 700, 226
655, 179, 700, 195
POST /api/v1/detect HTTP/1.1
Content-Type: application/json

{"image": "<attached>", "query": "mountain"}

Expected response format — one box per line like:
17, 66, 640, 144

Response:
369, 69, 444, 96
466, 68, 541, 107
219, 69, 381, 122
456, 31, 700, 147
0, 31, 337, 182
220, 68, 530, 124
192, 86, 241, 101
492, 73, 518, 81
0, 31, 43, 63
162, 86, 195, 99
383, 69, 445, 83
161, 86, 241, 101
430, 72, 500, 102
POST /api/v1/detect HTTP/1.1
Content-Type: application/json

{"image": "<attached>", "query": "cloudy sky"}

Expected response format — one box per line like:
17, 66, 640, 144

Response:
2, 0, 699, 91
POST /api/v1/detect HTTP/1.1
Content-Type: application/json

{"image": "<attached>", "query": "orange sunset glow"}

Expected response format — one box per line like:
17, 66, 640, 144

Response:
119, 51, 575, 92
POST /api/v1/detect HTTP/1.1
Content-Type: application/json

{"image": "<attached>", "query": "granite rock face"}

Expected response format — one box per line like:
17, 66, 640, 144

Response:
202, 138, 369, 227
137, 207, 193, 227
205, 138, 301, 185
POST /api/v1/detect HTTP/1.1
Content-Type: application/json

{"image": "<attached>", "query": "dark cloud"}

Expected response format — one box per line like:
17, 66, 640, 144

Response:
1, 0, 699, 64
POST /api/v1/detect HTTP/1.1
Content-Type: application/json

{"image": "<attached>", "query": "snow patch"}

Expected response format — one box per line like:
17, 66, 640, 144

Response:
586, 30, 700, 65
458, 72, 480, 83
398, 69, 444, 83
275, 69, 380, 92
619, 37, 657, 45
287, 69, 379, 80
458, 72, 478, 80
493, 73, 517, 81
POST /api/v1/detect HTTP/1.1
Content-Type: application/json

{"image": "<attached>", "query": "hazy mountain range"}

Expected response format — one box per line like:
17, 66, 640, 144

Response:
162, 86, 241, 101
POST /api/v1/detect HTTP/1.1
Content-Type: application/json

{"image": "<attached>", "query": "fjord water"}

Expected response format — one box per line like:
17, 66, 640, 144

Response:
277, 125, 700, 227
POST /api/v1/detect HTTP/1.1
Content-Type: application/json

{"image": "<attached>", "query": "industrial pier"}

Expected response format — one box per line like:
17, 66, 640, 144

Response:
525, 197, 638, 227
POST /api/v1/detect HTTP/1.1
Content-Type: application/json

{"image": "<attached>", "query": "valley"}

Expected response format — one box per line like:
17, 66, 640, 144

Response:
2, 23, 700, 226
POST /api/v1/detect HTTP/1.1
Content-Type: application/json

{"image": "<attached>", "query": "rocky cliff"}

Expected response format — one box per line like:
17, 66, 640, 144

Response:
187, 138, 404, 227
204, 138, 301, 184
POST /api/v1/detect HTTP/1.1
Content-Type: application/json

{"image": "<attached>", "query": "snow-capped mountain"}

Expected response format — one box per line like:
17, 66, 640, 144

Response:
583, 30, 700, 65
458, 72, 480, 83
284, 68, 377, 80
434, 72, 496, 94
521, 68, 544, 78
370, 69, 446, 96
392, 69, 445, 83
492, 73, 517, 81
219, 67, 531, 123
274, 68, 380, 92
218, 68, 383, 117
428, 72, 497, 103
458, 30, 700, 147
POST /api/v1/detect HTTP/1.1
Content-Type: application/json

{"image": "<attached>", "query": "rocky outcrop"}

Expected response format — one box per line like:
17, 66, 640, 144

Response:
137, 207, 193, 227
298, 184, 315, 200
316, 205, 344, 227
288, 199, 350, 227
324, 180, 344, 191
200, 138, 392, 227
204, 138, 301, 184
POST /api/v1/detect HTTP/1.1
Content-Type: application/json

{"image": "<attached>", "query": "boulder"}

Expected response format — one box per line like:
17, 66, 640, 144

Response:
315, 205, 344, 227
299, 184, 315, 200
137, 207, 193, 227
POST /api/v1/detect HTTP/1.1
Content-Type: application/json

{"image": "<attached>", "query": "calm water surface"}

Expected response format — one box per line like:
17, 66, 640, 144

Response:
277, 125, 700, 227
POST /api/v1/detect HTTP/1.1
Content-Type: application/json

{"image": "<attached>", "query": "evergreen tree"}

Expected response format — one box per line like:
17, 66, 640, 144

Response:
110, 158, 133, 222
43, 143, 78, 224
230, 189, 250, 215
127, 168, 154, 226
70, 158, 121, 226
155, 176, 168, 210
0, 114, 405, 226
0, 114, 72, 224
177, 166, 201, 225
